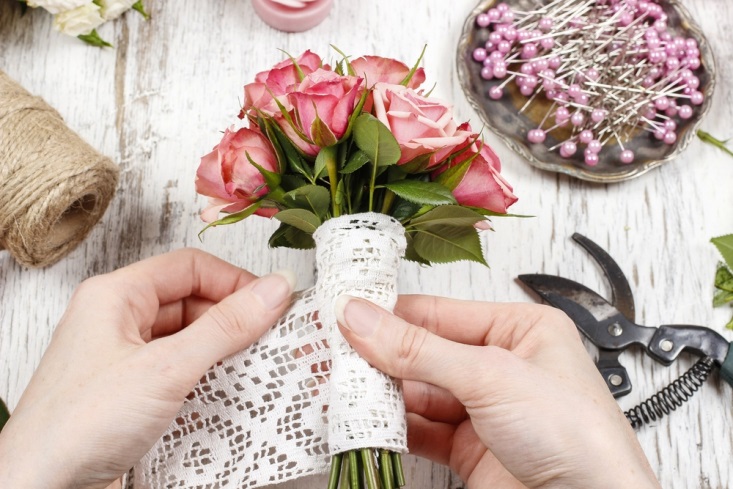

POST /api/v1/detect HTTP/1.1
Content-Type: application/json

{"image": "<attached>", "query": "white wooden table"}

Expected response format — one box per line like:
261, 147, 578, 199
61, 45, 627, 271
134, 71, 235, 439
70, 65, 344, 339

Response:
1, 1, 732, 487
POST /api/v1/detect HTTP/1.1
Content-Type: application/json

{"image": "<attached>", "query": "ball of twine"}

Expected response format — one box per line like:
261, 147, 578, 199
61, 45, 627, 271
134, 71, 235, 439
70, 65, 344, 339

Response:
0, 70, 119, 268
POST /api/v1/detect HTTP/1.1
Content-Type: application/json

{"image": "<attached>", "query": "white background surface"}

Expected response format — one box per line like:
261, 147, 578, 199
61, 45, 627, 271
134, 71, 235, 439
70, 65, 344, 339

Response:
1, 0, 732, 487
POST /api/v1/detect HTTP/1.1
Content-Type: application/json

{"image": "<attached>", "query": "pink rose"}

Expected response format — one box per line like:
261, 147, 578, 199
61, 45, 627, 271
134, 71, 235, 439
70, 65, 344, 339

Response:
351, 55, 426, 89
196, 127, 280, 222
371, 83, 472, 168
240, 50, 326, 118
435, 139, 518, 214
281, 69, 363, 155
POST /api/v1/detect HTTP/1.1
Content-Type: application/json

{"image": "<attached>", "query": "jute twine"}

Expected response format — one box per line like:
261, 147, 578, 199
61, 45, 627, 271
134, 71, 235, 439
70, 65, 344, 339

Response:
0, 71, 119, 268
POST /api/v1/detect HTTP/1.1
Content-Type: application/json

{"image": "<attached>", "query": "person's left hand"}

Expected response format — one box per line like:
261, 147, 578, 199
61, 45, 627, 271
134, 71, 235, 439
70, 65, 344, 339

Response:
0, 249, 295, 489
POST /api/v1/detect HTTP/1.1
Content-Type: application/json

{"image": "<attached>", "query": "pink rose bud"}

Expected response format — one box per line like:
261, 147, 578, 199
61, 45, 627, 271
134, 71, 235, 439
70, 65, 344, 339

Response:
350, 55, 426, 89
434, 138, 518, 214
196, 127, 281, 222
371, 83, 473, 169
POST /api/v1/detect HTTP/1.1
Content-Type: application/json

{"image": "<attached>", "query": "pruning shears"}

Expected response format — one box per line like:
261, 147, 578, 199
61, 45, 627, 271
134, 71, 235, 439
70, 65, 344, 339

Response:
518, 233, 733, 428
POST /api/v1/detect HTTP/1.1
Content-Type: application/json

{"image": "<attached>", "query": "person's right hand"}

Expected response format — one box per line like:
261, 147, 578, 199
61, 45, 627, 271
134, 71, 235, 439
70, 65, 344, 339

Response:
334, 295, 661, 489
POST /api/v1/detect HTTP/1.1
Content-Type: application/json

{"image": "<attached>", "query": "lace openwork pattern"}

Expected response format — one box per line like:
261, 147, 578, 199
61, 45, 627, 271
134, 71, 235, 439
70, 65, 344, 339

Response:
131, 213, 407, 488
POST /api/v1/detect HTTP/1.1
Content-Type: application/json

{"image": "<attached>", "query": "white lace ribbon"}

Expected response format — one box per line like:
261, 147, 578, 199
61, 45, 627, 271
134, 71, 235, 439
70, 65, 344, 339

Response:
131, 212, 407, 488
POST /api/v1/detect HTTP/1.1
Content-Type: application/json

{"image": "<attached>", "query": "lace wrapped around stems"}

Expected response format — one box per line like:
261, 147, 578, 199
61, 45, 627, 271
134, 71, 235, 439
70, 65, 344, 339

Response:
131, 213, 407, 488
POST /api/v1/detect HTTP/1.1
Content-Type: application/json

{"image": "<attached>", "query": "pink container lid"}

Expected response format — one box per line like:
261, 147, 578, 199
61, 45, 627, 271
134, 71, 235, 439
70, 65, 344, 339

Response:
252, 0, 334, 32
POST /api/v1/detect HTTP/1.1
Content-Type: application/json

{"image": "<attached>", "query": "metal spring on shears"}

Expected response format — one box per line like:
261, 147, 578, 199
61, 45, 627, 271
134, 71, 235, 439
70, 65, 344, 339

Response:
625, 357, 714, 429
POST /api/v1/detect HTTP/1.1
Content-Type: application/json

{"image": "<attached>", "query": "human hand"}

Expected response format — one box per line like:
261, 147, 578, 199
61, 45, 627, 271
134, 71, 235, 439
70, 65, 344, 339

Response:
335, 295, 661, 489
0, 249, 295, 489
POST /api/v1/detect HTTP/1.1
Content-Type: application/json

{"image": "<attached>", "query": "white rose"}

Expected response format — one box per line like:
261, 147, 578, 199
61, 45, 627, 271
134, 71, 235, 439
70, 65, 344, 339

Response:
52, 3, 105, 36
99, 0, 137, 20
26, 0, 91, 15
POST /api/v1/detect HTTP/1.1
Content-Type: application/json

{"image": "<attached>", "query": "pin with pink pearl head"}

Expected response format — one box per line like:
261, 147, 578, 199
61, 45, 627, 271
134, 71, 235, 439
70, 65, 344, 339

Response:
252, 0, 334, 32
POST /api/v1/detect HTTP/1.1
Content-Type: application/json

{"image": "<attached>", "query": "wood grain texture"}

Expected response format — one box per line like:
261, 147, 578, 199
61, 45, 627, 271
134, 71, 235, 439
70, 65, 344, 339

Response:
1, 0, 732, 487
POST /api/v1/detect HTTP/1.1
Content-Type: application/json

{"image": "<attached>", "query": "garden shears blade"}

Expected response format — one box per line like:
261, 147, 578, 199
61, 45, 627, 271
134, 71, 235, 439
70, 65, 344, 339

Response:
517, 234, 733, 404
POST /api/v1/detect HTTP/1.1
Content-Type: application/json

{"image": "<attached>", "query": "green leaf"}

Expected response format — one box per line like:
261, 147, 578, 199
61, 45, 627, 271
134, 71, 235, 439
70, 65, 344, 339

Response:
353, 113, 401, 167
398, 152, 434, 174
400, 44, 427, 87
713, 288, 733, 307
390, 197, 422, 222
78, 29, 112, 48
247, 154, 282, 192
132, 0, 150, 19
339, 86, 369, 144
726, 315, 733, 331
434, 159, 473, 191
712, 235, 733, 270
404, 232, 430, 265
277, 49, 306, 81
384, 180, 457, 206
268, 223, 316, 249
280, 174, 308, 192
412, 224, 487, 265
270, 124, 314, 181
0, 397, 9, 433
314, 148, 328, 179
697, 130, 733, 159
269, 222, 291, 248
330, 45, 356, 76
274, 208, 321, 234
410, 205, 485, 228
715, 263, 733, 293
284, 225, 316, 249
198, 202, 262, 239
340, 150, 370, 174
467, 206, 534, 218
283, 185, 330, 218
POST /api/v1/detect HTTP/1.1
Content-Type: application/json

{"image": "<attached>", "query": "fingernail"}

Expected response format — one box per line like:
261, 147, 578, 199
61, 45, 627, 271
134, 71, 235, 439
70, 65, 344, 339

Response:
334, 295, 381, 338
251, 270, 296, 309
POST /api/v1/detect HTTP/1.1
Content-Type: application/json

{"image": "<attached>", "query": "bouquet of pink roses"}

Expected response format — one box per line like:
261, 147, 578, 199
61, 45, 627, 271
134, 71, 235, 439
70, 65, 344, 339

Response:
195, 48, 517, 489
198, 48, 516, 263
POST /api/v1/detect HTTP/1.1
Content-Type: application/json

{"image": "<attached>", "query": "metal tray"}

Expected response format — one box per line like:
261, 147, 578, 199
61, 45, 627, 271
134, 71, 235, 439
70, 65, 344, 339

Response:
456, 0, 716, 183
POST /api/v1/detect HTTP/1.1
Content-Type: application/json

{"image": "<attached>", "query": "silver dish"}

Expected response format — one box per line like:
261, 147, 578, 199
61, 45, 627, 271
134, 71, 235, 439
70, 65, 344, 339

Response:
456, 0, 716, 183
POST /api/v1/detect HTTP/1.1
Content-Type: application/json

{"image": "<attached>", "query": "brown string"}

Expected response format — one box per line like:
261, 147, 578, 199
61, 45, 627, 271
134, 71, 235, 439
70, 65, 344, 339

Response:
0, 70, 119, 268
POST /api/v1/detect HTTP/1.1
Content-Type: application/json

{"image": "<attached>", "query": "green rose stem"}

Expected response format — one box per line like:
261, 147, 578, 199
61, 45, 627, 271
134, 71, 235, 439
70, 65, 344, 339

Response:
327, 449, 404, 489
380, 189, 396, 215
328, 453, 343, 489
323, 146, 341, 217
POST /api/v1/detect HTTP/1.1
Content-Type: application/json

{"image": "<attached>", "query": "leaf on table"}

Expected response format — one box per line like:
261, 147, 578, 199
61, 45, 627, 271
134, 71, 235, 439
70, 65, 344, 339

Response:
715, 263, 733, 293
78, 29, 112, 48
711, 235, 733, 270
697, 130, 733, 159
726, 316, 733, 331
713, 288, 733, 308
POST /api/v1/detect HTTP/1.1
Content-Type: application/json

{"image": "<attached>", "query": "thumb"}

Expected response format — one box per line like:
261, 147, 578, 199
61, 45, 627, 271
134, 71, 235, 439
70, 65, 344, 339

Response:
335, 295, 489, 402
158, 270, 296, 376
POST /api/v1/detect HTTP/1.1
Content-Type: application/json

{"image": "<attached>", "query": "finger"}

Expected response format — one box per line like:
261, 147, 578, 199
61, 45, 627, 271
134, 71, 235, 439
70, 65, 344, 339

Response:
394, 294, 574, 350
403, 380, 466, 424
81, 249, 258, 331
406, 413, 455, 466
118, 248, 257, 304
147, 297, 217, 340
335, 296, 504, 402
153, 271, 295, 376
